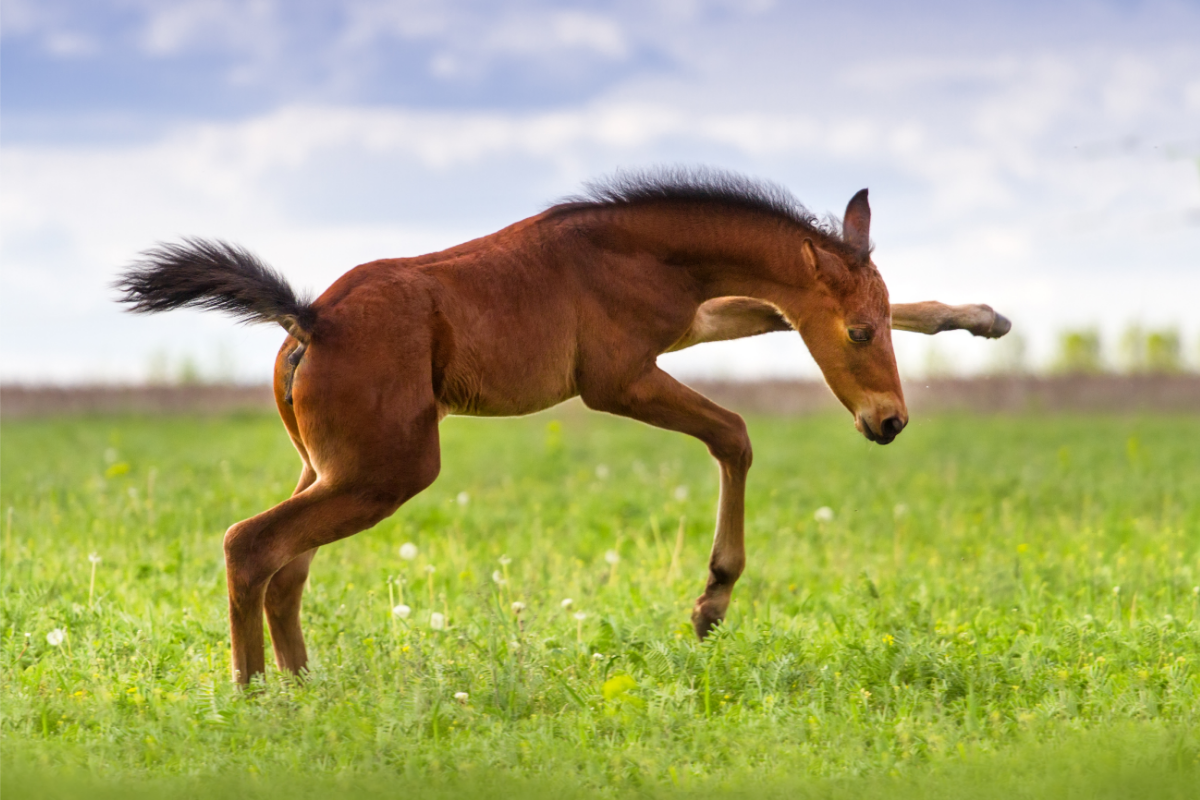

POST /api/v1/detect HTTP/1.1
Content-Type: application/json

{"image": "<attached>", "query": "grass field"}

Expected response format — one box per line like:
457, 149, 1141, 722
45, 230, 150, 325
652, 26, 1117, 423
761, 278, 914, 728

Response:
2, 408, 1199, 797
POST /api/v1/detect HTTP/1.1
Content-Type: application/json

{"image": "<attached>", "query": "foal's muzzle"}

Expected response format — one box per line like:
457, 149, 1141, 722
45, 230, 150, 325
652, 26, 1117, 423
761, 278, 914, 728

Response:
857, 413, 907, 445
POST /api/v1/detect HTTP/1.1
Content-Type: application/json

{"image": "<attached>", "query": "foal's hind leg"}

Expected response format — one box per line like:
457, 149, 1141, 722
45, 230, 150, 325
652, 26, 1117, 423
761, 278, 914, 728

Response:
265, 546, 317, 674
263, 442, 318, 672
583, 367, 751, 639
224, 485, 400, 682
226, 408, 440, 682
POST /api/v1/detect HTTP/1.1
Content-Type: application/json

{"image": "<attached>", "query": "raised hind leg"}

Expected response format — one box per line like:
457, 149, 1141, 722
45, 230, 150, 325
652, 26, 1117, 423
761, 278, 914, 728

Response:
583, 367, 751, 639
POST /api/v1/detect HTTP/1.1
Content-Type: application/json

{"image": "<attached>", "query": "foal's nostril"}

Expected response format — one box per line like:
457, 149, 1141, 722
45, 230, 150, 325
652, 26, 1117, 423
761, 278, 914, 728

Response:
880, 416, 906, 439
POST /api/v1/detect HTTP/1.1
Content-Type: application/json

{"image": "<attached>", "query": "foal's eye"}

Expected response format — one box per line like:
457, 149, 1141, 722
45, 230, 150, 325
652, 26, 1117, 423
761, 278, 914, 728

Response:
848, 326, 873, 343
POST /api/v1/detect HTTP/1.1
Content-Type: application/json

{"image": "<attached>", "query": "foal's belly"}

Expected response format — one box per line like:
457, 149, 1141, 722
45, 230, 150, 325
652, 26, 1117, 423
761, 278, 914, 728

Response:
437, 388, 577, 420
435, 334, 580, 419
437, 383, 579, 419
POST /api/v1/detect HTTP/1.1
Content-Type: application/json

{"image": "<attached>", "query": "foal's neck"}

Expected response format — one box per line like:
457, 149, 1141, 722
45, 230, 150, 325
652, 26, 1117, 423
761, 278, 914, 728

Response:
597, 203, 816, 311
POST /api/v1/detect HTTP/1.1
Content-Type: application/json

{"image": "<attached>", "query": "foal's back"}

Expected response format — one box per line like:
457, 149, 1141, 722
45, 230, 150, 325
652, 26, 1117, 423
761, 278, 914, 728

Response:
310, 208, 701, 418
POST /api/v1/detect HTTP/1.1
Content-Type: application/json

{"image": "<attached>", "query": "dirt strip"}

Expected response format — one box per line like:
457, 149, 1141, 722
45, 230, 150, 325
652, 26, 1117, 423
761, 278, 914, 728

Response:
2, 375, 1198, 420
0, 383, 275, 419
691, 374, 1200, 416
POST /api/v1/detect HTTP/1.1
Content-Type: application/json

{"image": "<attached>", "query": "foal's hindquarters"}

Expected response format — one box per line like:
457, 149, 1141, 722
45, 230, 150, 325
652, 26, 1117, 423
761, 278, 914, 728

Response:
222, 271, 443, 682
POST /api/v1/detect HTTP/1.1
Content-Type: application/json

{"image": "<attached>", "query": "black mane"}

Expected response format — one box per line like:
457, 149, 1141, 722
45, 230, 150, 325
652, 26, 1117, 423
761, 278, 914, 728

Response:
553, 166, 862, 261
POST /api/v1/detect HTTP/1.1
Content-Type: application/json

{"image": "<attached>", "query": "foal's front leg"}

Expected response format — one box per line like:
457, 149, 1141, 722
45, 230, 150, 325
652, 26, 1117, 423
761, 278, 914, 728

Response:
584, 367, 752, 639
694, 446, 749, 637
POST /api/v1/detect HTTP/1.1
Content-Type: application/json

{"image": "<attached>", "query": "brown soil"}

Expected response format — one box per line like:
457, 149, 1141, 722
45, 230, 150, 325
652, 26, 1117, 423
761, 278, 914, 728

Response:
0, 383, 275, 419
690, 374, 1200, 416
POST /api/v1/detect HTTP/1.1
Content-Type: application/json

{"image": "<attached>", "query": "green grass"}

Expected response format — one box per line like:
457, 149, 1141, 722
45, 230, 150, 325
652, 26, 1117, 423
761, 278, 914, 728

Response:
2, 408, 1199, 797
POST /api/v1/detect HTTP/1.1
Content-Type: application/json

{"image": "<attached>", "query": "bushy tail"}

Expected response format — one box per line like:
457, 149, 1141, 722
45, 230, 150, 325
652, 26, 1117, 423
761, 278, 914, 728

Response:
115, 238, 315, 343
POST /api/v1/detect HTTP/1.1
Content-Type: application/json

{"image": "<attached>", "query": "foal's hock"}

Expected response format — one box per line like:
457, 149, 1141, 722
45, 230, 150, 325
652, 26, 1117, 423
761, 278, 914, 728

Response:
117, 169, 1010, 683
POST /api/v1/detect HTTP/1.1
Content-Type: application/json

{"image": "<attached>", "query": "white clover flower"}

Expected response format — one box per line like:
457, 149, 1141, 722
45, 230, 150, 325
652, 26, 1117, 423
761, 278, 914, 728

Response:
392, 604, 411, 619
893, 504, 908, 520
673, 485, 689, 502
454, 691, 469, 704
399, 543, 418, 561
574, 611, 587, 621
88, 552, 102, 565
498, 554, 512, 566
492, 570, 506, 585
511, 601, 526, 614
456, 491, 470, 507
595, 464, 610, 480
425, 564, 436, 574
430, 612, 446, 630
561, 598, 573, 610
814, 506, 835, 523
1112, 586, 1121, 596
46, 628, 66, 647
592, 653, 604, 660
604, 549, 620, 565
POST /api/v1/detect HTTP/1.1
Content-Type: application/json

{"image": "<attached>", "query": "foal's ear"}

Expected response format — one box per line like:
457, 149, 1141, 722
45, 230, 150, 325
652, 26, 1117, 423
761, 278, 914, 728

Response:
800, 238, 819, 272
843, 188, 871, 260
801, 238, 847, 286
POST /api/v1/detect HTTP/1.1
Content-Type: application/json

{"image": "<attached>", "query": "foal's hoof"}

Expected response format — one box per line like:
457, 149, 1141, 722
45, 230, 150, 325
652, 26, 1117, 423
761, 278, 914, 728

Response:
691, 602, 724, 640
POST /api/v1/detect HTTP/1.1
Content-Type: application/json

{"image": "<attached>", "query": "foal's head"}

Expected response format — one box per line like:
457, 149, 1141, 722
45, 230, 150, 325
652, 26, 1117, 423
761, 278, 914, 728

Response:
795, 190, 907, 444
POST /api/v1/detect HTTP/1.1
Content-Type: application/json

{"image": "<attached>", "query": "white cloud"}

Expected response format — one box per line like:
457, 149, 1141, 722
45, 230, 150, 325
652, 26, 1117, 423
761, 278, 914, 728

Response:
136, 0, 283, 57
1186, 79, 1200, 111
0, 0, 60, 39
1102, 56, 1162, 121
487, 11, 628, 60
43, 30, 100, 57
340, 0, 453, 43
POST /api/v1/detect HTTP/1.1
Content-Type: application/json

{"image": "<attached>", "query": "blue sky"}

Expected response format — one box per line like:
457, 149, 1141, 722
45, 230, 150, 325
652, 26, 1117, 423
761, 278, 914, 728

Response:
3, 0, 1199, 382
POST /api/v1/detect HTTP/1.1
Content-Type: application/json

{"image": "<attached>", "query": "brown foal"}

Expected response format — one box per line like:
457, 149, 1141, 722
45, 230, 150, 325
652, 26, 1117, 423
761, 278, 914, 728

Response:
117, 170, 1009, 683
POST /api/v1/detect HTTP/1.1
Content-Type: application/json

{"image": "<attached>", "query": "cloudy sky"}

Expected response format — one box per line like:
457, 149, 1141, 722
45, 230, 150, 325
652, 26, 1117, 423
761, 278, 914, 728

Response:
3, 0, 1198, 384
